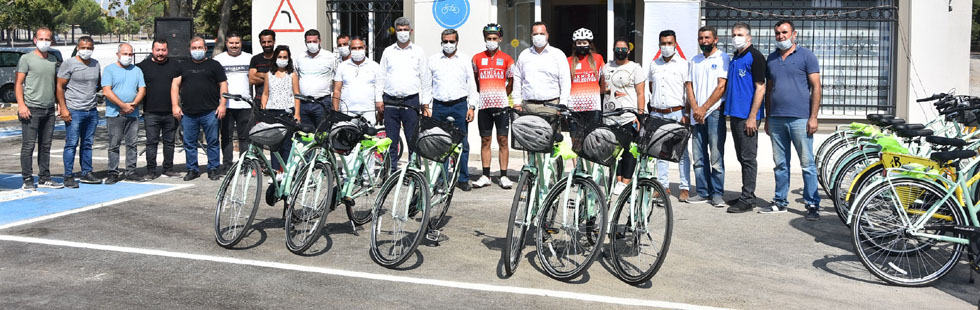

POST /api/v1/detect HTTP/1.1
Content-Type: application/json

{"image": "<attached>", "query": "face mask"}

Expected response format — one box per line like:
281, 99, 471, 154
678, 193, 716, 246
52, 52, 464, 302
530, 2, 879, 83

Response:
36, 40, 51, 52
306, 43, 320, 54
532, 34, 547, 48
119, 55, 133, 67
733, 36, 748, 51
660, 45, 675, 58
775, 38, 793, 50
699, 44, 714, 54
442, 43, 456, 55
575, 46, 590, 56
614, 48, 628, 61
191, 49, 206, 61
486, 40, 499, 51
77, 49, 93, 60
338, 46, 350, 57
396, 31, 411, 43
276, 59, 289, 68
351, 50, 366, 62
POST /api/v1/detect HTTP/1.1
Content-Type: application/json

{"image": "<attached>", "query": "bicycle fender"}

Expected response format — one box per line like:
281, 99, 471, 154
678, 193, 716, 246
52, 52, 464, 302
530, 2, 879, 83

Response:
829, 149, 879, 191
845, 161, 882, 202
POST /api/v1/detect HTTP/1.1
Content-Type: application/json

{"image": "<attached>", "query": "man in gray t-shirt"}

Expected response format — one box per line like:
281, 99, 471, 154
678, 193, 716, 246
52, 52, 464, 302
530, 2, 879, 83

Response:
56, 36, 102, 187
17, 27, 62, 190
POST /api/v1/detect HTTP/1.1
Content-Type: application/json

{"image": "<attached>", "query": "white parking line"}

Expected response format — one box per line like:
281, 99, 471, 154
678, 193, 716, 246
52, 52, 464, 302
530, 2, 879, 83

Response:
0, 235, 729, 310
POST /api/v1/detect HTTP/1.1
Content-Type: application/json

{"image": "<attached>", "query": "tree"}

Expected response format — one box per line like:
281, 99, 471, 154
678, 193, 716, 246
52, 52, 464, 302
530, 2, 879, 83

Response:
129, 0, 167, 35
0, 0, 71, 46
63, 0, 105, 41
195, 0, 251, 53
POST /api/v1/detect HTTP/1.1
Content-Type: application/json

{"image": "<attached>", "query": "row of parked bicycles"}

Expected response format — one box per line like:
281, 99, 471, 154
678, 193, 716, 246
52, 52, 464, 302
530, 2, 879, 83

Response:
817, 92, 980, 287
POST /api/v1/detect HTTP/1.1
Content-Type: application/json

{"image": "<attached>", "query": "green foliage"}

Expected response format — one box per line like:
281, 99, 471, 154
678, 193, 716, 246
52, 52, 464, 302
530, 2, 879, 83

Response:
195, 0, 251, 40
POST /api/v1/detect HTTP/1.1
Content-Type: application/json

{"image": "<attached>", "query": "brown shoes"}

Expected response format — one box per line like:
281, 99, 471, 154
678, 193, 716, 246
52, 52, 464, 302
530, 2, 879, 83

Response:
679, 190, 689, 202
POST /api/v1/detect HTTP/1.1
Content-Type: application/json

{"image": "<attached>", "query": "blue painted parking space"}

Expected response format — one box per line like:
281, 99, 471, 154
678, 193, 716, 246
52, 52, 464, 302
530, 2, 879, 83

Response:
0, 119, 109, 139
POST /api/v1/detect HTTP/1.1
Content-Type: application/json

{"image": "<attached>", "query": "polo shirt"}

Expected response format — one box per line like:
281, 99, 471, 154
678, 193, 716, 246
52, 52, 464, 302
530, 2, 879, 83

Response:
766, 45, 820, 119
102, 63, 145, 118
296, 50, 339, 98
334, 59, 381, 113
724, 45, 767, 120
687, 50, 729, 124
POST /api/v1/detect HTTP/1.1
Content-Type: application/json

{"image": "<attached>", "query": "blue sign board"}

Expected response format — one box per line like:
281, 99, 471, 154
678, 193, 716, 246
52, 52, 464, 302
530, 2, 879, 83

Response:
433, 0, 470, 29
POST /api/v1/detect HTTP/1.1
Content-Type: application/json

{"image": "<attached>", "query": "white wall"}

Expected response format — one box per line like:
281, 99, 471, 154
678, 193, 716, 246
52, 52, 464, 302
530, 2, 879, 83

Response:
411, 0, 492, 61
904, 0, 971, 125
250, 0, 327, 57
640, 0, 700, 69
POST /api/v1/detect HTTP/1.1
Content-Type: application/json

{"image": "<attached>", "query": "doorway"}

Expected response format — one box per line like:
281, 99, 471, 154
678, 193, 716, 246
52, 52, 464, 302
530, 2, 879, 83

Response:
548, 4, 606, 58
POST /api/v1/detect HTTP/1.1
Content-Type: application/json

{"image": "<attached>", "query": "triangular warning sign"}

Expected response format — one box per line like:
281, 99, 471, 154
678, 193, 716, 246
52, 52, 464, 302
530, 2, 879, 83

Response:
268, 0, 304, 32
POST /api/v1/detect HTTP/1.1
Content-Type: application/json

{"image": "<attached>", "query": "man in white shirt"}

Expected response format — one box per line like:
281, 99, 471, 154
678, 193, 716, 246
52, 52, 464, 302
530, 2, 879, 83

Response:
685, 25, 729, 207
213, 32, 252, 171
647, 30, 691, 200
514, 21, 571, 114
336, 34, 351, 62
429, 29, 479, 191
377, 17, 432, 170
332, 36, 381, 124
296, 29, 339, 129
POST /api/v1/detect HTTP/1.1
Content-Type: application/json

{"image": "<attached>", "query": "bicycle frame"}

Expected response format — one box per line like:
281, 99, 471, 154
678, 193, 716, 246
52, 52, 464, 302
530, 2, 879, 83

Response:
219, 131, 316, 202
327, 136, 392, 204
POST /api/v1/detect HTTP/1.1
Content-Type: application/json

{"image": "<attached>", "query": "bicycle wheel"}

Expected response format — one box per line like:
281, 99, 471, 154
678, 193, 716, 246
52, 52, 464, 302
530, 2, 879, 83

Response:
346, 151, 392, 226
535, 176, 608, 280
503, 171, 535, 276
851, 178, 965, 286
609, 178, 672, 285
815, 132, 848, 176
830, 153, 875, 219
820, 138, 853, 192
371, 169, 431, 267
214, 159, 262, 248
284, 161, 336, 254
429, 155, 460, 230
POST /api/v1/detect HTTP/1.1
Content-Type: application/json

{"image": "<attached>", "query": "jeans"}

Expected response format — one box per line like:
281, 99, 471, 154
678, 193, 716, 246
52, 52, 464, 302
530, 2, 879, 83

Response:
220, 108, 252, 165
383, 94, 420, 170
432, 99, 470, 183
182, 111, 220, 172
730, 116, 758, 202
691, 110, 726, 199
652, 109, 690, 191
769, 116, 821, 207
299, 96, 329, 129
20, 107, 56, 181
144, 112, 177, 172
107, 116, 140, 175
63, 108, 99, 177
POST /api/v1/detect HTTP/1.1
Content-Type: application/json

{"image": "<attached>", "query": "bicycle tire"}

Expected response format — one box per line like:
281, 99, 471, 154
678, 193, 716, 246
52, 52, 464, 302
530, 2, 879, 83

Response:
609, 178, 672, 285
851, 178, 965, 286
214, 159, 262, 248
503, 171, 535, 277
429, 154, 461, 230
284, 161, 336, 254
815, 131, 847, 176
535, 175, 608, 281
370, 169, 431, 268
835, 160, 883, 225
346, 151, 392, 226
819, 138, 853, 192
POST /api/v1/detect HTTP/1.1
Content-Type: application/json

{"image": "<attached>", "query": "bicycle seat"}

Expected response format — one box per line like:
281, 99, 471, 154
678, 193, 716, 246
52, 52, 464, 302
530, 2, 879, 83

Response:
879, 118, 906, 126
926, 136, 969, 147
892, 124, 926, 131
866, 114, 894, 121
895, 129, 934, 138
930, 150, 977, 162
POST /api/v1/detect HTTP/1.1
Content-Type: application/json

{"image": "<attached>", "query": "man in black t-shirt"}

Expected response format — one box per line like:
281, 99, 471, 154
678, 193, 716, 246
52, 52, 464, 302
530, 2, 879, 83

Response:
138, 38, 182, 180
171, 36, 229, 181
249, 29, 276, 100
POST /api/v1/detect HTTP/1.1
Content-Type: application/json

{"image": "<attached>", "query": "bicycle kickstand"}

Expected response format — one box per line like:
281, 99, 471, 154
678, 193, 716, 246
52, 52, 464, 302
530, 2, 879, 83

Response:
349, 219, 359, 236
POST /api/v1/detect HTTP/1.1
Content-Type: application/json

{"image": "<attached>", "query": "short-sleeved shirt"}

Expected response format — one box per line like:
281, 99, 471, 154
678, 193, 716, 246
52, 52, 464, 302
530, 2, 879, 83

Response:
296, 50, 339, 98
178, 59, 228, 116
647, 56, 689, 110
137, 57, 181, 115
57, 57, 101, 111
334, 59, 381, 113
213, 52, 253, 109
687, 50, 730, 124
249, 53, 275, 96
102, 63, 146, 118
16, 51, 59, 109
567, 53, 605, 112
472, 50, 514, 109
601, 61, 646, 126
725, 45, 767, 120
767, 46, 820, 119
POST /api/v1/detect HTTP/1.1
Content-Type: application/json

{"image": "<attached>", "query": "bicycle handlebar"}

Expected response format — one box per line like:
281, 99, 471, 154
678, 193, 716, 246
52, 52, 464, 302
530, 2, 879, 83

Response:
917, 93, 949, 102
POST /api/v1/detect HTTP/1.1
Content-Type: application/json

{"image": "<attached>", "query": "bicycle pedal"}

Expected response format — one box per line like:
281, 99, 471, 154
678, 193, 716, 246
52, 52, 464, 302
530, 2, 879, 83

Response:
426, 229, 442, 242
544, 228, 559, 235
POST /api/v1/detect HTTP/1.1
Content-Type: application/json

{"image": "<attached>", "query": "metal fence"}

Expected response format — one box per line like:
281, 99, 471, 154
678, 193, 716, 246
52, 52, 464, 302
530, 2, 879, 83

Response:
703, 0, 898, 118
325, 0, 403, 62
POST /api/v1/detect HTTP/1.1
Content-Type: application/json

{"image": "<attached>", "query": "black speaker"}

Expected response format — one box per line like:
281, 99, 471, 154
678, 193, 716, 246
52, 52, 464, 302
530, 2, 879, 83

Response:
154, 17, 193, 59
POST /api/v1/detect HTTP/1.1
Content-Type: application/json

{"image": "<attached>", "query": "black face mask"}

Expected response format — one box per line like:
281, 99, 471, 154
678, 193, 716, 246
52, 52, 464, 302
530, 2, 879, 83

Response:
614, 49, 628, 60
575, 46, 590, 56
699, 44, 714, 53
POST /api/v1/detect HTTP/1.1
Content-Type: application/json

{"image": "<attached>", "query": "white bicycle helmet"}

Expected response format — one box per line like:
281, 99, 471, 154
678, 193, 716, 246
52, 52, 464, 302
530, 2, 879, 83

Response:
511, 115, 555, 152
417, 126, 456, 162
572, 28, 594, 41
580, 127, 619, 166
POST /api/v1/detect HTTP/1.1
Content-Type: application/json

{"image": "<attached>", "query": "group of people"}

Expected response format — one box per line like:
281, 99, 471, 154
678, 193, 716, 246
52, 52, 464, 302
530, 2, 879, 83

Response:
16, 17, 822, 220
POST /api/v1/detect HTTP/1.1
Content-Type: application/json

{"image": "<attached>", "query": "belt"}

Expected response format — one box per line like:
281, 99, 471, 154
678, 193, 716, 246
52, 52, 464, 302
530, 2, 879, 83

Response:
524, 98, 559, 105
383, 93, 419, 105
434, 97, 466, 106
651, 106, 684, 114
303, 95, 330, 104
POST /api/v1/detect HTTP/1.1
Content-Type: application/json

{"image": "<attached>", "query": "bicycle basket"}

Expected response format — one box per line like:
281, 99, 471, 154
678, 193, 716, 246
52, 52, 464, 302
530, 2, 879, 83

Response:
328, 117, 370, 154
315, 109, 355, 141
248, 109, 298, 149
571, 123, 635, 167
413, 116, 465, 162
510, 110, 561, 153
637, 115, 693, 162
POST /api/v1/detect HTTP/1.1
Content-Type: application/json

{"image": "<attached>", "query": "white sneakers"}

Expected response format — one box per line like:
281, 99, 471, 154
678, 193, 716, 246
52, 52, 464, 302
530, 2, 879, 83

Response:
472, 175, 492, 188
499, 176, 513, 189
612, 182, 627, 196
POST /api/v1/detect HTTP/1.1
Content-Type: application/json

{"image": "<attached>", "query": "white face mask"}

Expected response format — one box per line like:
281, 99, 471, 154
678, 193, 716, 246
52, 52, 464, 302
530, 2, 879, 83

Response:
442, 43, 456, 54
733, 36, 748, 51
118, 55, 133, 67
190, 49, 206, 61
351, 50, 366, 62
276, 59, 289, 68
485, 40, 499, 51
532, 34, 547, 48
77, 49, 93, 60
338, 46, 350, 57
36, 40, 51, 52
306, 43, 320, 54
775, 38, 793, 50
660, 45, 676, 58
396, 31, 411, 43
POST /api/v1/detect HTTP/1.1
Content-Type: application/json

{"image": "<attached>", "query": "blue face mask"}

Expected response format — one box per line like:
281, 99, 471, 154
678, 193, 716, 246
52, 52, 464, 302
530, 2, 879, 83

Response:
191, 49, 206, 60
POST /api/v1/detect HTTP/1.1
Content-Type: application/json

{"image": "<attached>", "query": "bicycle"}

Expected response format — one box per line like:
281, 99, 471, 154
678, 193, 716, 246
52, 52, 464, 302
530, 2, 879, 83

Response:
369, 101, 466, 267
213, 93, 319, 249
